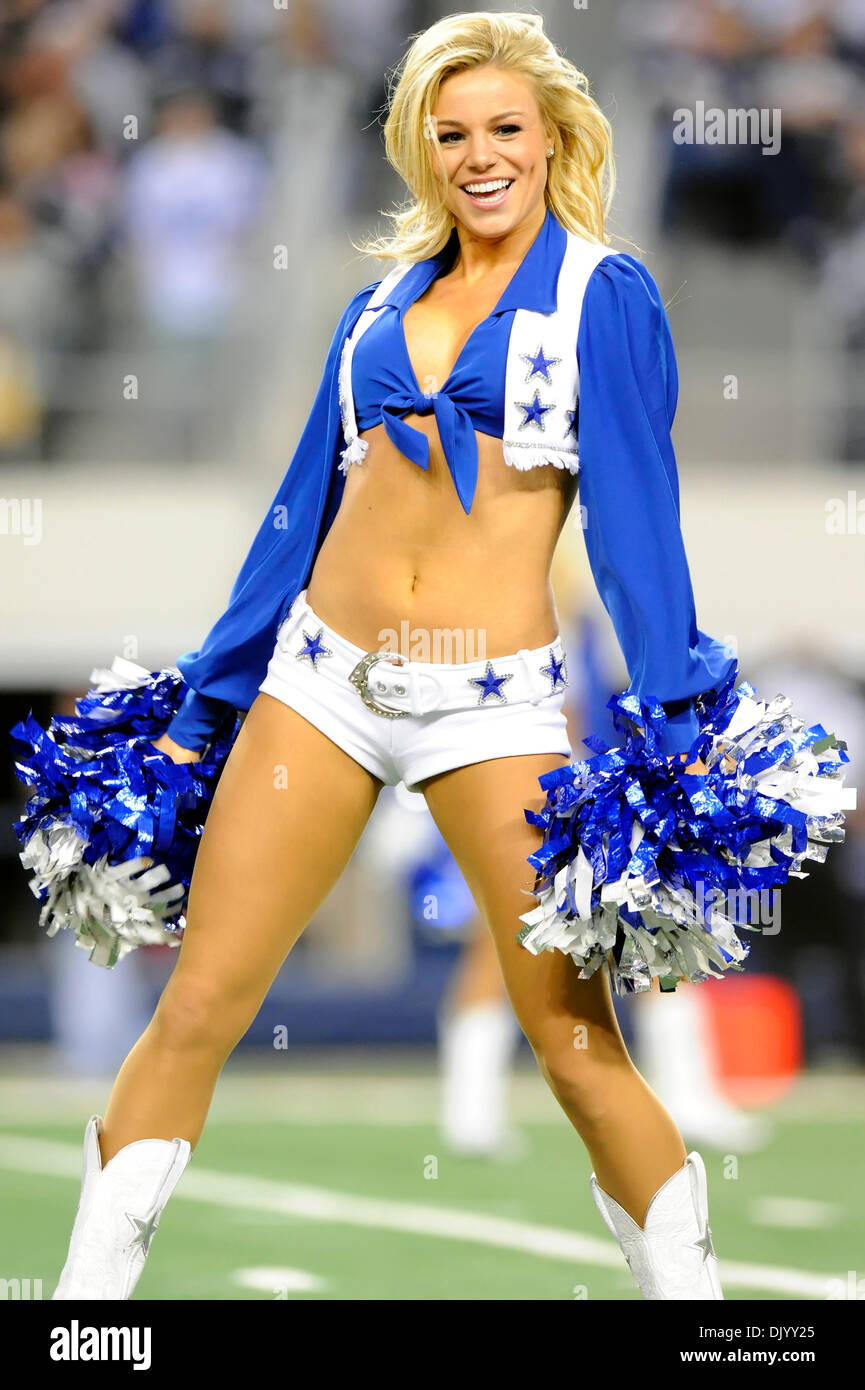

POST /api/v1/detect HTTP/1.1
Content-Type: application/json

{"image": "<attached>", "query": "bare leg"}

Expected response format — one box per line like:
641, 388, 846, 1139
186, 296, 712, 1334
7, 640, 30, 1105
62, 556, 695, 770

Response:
100, 693, 382, 1162
421, 753, 686, 1229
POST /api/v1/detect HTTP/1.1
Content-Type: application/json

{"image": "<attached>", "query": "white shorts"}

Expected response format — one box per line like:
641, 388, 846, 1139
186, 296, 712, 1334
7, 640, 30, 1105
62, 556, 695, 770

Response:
258, 591, 573, 793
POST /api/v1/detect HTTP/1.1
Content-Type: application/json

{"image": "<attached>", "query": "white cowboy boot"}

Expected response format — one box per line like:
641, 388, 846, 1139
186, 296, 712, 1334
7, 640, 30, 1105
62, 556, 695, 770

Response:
590, 1151, 723, 1299
53, 1114, 191, 1300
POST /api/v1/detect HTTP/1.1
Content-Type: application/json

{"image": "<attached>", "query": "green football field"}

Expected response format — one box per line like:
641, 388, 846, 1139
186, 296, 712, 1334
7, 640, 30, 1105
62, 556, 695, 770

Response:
1, 1052, 862, 1301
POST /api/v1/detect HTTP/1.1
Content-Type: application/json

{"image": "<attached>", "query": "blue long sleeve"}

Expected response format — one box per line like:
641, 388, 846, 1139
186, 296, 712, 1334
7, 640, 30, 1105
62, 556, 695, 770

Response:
165, 689, 237, 750
576, 254, 736, 757
166, 282, 379, 752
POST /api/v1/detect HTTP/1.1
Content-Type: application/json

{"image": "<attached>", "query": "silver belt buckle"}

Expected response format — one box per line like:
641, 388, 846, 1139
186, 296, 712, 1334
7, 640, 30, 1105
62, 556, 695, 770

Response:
349, 650, 411, 718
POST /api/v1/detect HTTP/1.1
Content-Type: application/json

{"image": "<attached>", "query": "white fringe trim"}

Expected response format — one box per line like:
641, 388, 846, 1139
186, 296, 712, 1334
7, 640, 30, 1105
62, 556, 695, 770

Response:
338, 434, 370, 474
502, 443, 580, 475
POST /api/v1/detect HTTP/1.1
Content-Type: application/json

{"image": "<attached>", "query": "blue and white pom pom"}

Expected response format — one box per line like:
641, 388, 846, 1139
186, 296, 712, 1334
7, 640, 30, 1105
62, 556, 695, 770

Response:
10, 658, 240, 968
517, 668, 856, 996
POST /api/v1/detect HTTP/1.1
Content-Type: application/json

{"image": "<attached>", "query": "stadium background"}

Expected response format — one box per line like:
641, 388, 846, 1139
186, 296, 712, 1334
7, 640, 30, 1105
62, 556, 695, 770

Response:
0, 0, 863, 1301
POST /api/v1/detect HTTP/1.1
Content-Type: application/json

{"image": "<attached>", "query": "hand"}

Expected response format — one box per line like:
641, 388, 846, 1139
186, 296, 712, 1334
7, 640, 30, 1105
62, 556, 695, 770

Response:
669, 743, 734, 776
675, 753, 708, 776
149, 731, 202, 765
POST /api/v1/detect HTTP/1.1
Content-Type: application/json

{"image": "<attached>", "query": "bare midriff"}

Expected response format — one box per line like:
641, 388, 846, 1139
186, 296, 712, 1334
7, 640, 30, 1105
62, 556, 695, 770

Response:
305, 413, 579, 661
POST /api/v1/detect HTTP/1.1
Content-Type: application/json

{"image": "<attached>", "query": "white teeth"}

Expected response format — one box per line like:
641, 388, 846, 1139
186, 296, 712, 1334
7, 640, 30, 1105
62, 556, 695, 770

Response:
463, 179, 512, 194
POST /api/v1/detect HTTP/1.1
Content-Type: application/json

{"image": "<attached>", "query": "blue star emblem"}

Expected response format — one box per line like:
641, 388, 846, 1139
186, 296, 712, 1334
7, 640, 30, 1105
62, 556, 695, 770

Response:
468, 661, 514, 705
540, 649, 568, 692
515, 390, 554, 432
126, 1209, 159, 1257
564, 407, 578, 438
520, 344, 561, 384
296, 627, 333, 668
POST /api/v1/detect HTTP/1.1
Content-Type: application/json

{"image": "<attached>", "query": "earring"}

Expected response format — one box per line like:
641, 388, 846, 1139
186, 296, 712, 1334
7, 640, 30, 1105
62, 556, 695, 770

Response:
546, 147, 554, 156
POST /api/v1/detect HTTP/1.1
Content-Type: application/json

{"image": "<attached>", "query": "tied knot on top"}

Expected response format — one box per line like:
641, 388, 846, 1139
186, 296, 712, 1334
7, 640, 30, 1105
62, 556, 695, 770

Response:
381, 384, 480, 515
339, 385, 447, 477
339, 382, 479, 512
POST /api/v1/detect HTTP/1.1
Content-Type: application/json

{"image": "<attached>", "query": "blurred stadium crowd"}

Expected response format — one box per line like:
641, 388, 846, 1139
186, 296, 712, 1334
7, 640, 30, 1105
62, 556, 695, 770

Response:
1, 0, 864, 1089
1, 0, 863, 461
623, 0, 865, 458
628, 0, 864, 253
0, 0, 421, 462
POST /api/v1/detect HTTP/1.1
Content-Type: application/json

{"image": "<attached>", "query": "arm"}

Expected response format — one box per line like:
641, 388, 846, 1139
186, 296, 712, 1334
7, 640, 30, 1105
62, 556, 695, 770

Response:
575, 253, 736, 759
159, 692, 236, 757
164, 280, 381, 753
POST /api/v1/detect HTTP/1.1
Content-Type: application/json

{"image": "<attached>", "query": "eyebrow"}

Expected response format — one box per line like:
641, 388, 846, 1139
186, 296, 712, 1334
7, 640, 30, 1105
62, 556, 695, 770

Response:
434, 110, 526, 127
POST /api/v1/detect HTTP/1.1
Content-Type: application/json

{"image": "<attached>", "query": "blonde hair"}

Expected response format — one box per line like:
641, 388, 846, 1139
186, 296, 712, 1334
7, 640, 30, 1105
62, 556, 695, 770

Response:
352, 9, 615, 266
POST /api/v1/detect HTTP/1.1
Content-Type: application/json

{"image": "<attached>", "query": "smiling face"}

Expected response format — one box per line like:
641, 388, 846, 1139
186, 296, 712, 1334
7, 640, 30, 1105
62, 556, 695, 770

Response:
429, 64, 554, 239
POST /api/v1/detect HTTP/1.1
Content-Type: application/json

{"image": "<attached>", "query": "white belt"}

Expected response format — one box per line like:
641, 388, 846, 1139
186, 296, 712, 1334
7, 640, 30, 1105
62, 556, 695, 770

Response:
275, 606, 568, 718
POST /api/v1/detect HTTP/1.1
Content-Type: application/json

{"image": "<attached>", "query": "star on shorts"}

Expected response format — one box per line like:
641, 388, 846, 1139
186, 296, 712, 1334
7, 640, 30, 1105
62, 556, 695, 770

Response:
296, 628, 333, 669
540, 649, 568, 692
468, 662, 513, 705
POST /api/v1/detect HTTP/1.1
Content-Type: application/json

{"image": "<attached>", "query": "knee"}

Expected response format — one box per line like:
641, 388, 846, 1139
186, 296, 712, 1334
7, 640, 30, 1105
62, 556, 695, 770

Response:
532, 1031, 633, 1131
152, 977, 253, 1058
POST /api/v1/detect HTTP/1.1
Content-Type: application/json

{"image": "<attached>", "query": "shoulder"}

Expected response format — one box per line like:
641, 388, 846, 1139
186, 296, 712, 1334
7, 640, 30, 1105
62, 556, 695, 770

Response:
332, 260, 417, 344
583, 251, 668, 324
354, 277, 385, 306
579, 250, 675, 369
576, 250, 678, 405
341, 279, 382, 325
324, 279, 383, 358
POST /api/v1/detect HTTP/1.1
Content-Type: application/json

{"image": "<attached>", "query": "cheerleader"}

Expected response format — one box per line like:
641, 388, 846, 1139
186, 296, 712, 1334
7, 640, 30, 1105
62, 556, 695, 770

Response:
13, 11, 851, 1302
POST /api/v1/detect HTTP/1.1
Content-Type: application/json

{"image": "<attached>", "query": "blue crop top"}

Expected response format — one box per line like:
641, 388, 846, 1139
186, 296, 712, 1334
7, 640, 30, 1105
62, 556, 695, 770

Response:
349, 232, 505, 500
165, 204, 736, 757
343, 209, 578, 513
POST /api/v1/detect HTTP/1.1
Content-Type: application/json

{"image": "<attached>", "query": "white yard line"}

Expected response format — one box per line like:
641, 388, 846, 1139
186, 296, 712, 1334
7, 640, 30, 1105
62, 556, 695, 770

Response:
0, 1070, 862, 1124
750, 1197, 840, 1230
0, 1073, 560, 1124
0, 1132, 844, 1299
233, 1267, 327, 1294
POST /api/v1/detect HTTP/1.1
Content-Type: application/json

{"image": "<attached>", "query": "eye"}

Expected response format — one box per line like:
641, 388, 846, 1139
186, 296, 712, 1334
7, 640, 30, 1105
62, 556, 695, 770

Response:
437, 125, 522, 144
